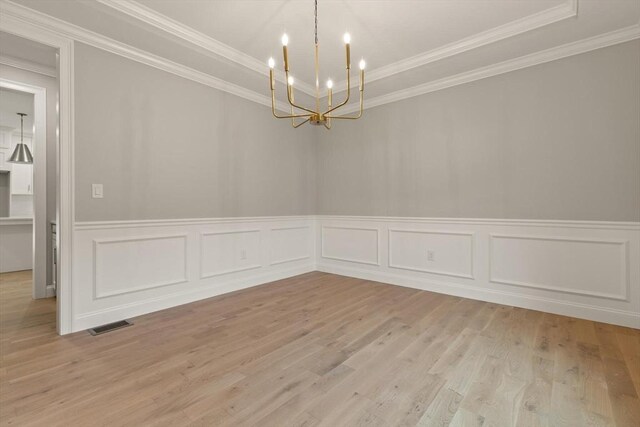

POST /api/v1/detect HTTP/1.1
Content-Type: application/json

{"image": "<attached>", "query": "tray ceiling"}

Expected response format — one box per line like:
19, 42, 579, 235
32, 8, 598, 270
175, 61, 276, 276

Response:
2, 0, 639, 112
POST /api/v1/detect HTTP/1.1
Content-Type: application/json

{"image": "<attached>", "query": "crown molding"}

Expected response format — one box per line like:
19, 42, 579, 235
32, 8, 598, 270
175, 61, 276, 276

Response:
338, 23, 640, 115
0, 0, 292, 113
95, 0, 317, 97
0, 54, 57, 78
334, 0, 578, 93
2, 0, 637, 118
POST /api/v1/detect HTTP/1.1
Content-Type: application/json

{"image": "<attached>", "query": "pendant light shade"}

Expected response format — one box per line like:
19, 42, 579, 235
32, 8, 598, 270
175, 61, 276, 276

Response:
8, 113, 33, 164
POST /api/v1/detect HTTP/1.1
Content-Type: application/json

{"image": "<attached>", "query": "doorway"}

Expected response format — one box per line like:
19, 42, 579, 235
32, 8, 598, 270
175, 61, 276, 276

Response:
0, 32, 59, 327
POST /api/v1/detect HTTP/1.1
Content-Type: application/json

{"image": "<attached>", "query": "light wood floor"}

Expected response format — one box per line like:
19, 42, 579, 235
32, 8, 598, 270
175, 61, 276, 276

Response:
1, 270, 639, 426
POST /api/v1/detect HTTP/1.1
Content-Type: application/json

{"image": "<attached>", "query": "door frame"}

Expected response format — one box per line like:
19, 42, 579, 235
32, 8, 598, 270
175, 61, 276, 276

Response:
1, 4, 75, 334
0, 78, 47, 300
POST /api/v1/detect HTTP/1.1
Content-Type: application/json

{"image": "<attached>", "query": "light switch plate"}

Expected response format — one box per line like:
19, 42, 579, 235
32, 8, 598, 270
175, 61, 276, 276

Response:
92, 184, 103, 199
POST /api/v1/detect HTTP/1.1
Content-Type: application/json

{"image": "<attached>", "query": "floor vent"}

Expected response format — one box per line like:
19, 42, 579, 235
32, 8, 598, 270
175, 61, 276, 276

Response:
87, 320, 133, 336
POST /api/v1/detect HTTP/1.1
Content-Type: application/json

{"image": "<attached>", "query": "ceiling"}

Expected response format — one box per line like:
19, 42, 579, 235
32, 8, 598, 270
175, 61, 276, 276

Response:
3, 0, 640, 111
0, 88, 34, 132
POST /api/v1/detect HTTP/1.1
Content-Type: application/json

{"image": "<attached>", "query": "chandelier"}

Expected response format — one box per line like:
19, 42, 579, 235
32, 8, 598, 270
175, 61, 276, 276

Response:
268, 0, 365, 129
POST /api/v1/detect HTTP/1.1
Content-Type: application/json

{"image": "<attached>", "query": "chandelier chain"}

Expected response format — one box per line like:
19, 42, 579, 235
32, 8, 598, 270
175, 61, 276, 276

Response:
314, 0, 318, 45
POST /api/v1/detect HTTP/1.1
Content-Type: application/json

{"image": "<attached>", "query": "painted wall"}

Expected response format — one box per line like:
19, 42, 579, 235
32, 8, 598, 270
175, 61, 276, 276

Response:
74, 43, 316, 222
316, 40, 640, 221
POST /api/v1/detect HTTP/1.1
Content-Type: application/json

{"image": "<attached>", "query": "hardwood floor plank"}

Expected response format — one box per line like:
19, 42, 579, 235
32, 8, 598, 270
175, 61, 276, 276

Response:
1, 270, 638, 426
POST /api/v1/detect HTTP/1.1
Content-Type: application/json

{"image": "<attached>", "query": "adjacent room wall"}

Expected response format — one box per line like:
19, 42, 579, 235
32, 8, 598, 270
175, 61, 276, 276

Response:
0, 62, 58, 288
74, 42, 316, 222
316, 40, 640, 222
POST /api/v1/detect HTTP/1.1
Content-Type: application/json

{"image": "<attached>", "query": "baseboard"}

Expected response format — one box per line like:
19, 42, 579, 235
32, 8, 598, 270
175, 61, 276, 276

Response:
73, 263, 315, 332
317, 263, 639, 328
45, 284, 56, 298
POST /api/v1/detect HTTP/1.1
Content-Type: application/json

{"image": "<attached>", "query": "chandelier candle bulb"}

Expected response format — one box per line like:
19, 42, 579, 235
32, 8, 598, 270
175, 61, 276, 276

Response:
268, 58, 275, 89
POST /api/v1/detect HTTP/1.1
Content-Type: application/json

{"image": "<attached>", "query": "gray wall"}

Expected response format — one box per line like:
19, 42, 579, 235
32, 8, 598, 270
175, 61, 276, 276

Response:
316, 40, 640, 221
74, 43, 316, 221
74, 40, 639, 223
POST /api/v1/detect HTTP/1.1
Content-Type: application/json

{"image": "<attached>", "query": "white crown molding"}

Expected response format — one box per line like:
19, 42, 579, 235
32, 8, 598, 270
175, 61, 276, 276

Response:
339, 23, 640, 115
95, 0, 317, 97
2, 0, 638, 118
333, 0, 578, 93
0, 0, 293, 113
0, 54, 57, 78
97, 0, 577, 98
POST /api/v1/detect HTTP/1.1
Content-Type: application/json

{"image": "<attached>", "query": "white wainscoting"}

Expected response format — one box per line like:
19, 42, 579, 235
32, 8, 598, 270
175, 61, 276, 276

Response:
316, 216, 640, 328
72, 215, 639, 332
321, 226, 380, 265
73, 217, 315, 332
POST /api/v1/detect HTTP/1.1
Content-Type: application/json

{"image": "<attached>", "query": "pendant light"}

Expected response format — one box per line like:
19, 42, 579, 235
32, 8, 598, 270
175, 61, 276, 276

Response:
8, 113, 33, 164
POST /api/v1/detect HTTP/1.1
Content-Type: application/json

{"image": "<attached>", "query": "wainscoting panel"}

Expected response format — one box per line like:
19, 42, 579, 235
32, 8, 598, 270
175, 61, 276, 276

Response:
73, 217, 315, 332
270, 226, 312, 266
389, 229, 474, 279
490, 234, 629, 301
321, 226, 380, 265
94, 234, 188, 299
317, 216, 640, 328
200, 230, 261, 278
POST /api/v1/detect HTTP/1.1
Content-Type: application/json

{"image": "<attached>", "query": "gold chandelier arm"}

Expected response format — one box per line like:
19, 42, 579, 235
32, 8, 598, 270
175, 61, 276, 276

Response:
285, 74, 317, 115
325, 67, 364, 120
322, 69, 350, 116
324, 88, 363, 120
293, 117, 311, 128
271, 86, 313, 119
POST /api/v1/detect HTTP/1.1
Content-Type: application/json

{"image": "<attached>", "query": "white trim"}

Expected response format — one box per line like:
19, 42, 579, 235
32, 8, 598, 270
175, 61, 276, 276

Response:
0, 0, 293, 113
0, 217, 33, 226
0, 78, 47, 300
198, 229, 262, 279
4, 0, 639, 115
93, 234, 189, 299
316, 262, 640, 329
334, 0, 578, 93
0, 54, 57, 78
269, 225, 312, 266
74, 215, 313, 230
488, 234, 630, 302
95, 0, 316, 98
0, 6, 75, 334
320, 225, 380, 266
315, 215, 640, 231
388, 228, 475, 280
340, 24, 640, 114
